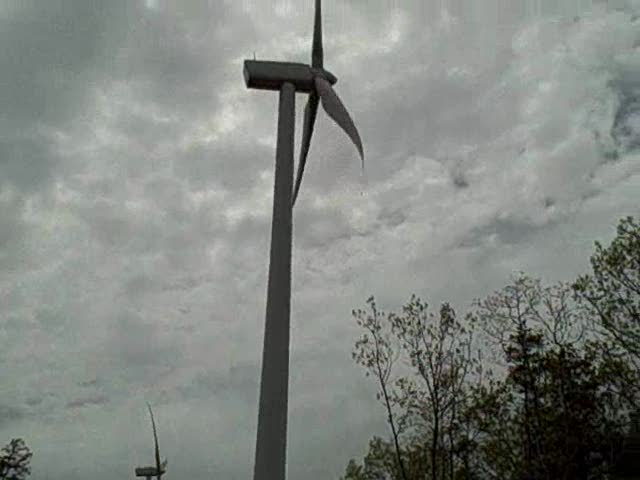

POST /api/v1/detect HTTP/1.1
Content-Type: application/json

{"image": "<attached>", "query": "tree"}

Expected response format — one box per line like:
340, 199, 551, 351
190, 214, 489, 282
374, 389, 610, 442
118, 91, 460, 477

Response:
574, 216, 640, 362
464, 376, 521, 480
389, 299, 475, 480
471, 274, 548, 478
0, 439, 32, 480
351, 296, 410, 480
350, 296, 477, 480
469, 274, 636, 479
340, 437, 403, 480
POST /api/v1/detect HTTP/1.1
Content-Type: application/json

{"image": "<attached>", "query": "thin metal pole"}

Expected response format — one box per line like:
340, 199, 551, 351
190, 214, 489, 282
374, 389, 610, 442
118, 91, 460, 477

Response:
253, 81, 295, 480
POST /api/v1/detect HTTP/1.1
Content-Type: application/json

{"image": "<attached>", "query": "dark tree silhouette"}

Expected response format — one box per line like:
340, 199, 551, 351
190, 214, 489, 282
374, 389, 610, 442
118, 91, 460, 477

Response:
0, 438, 32, 480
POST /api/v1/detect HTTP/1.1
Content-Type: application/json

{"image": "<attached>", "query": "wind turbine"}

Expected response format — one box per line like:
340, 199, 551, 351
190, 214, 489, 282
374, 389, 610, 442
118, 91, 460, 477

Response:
134, 403, 167, 480
243, 1, 364, 479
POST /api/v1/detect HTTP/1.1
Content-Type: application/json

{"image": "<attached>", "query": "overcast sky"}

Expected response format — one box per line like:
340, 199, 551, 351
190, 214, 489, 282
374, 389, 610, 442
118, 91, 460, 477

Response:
1, 0, 639, 479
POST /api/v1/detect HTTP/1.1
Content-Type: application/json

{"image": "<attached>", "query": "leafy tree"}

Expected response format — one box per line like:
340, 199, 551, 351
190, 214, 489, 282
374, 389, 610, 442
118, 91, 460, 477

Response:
340, 437, 403, 480
471, 274, 548, 477
574, 216, 640, 362
464, 376, 520, 480
388, 299, 475, 480
0, 439, 32, 480
351, 296, 410, 480
350, 296, 477, 480
341, 458, 365, 480
468, 275, 635, 479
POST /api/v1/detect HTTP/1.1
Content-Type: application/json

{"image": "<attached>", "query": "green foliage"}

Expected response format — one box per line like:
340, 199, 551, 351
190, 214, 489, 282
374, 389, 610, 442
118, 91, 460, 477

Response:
344, 217, 640, 480
0, 439, 32, 480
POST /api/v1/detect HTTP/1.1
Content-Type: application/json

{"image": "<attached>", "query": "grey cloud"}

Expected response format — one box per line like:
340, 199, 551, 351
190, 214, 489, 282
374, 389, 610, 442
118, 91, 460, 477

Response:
65, 394, 109, 410
106, 311, 181, 369
452, 170, 470, 189
113, 11, 218, 117
0, 138, 60, 194
458, 215, 554, 249
177, 140, 274, 193
0, 1, 126, 130
376, 206, 407, 229
177, 362, 258, 405
24, 396, 44, 407
294, 204, 354, 248
0, 405, 25, 428
611, 88, 640, 153
0, 194, 31, 270
78, 378, 98, 388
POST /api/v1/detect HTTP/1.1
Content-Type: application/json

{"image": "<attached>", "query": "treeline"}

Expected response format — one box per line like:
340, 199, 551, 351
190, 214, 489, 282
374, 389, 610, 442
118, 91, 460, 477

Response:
343, 216, 640, 480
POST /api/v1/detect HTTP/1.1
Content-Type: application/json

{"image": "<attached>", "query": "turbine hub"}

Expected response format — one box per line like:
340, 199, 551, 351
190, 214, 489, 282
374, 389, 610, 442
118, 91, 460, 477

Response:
310, 67, 337, 85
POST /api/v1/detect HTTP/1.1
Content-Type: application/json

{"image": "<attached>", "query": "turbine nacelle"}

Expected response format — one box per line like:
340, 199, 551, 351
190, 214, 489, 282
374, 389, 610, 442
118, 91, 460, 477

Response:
135, 463, 166, 477
243, 61, 336, 92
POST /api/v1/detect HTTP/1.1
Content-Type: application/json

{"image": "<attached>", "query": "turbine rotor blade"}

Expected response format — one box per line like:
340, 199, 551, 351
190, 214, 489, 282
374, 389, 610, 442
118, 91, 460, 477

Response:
312, 0, 323, 68
314, 76, 364, 168
146, 403, 162, 477
293, 92, 319, 206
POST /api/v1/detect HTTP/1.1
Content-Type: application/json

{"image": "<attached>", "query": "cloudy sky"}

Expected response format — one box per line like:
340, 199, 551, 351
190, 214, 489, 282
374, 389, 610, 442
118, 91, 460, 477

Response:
1, 0, 639, 478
